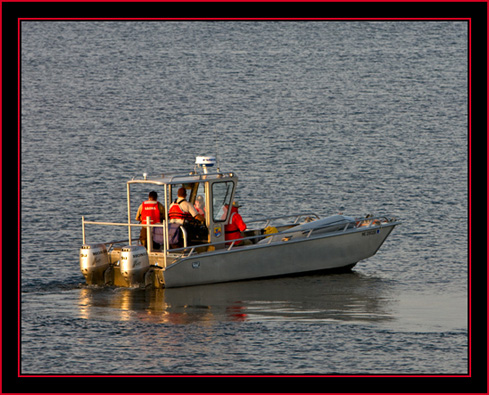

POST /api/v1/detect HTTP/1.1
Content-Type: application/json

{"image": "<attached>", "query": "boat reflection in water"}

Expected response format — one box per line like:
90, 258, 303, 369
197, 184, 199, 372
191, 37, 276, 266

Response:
78, 272, 396, 325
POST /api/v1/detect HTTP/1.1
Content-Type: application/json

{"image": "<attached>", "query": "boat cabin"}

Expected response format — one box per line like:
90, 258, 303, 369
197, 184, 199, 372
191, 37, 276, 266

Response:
128, 156, 238, 253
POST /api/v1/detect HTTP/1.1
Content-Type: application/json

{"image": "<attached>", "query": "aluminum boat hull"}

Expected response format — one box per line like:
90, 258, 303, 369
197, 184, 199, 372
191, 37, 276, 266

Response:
162, 222, 397, 288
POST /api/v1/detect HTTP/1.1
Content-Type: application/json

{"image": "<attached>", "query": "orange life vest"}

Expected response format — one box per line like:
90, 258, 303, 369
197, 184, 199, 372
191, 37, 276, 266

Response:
169, 199, 193, 222
140, 200, 161, 224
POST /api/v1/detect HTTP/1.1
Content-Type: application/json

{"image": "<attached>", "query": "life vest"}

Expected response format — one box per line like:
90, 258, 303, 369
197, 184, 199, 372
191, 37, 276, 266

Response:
140, 200, 160, 224
169, 199, 193, 223
225, 208, 246, 242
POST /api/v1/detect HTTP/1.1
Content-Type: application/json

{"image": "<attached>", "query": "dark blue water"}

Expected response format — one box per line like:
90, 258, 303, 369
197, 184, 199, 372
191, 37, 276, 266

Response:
20, 21, 468, 375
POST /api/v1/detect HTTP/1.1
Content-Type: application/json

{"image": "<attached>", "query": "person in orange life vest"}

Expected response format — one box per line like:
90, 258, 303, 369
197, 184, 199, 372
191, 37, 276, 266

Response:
169, 188, 204, 224
168, 188, 205, 248
225, 201, 247, 245
135, 191, 165, 248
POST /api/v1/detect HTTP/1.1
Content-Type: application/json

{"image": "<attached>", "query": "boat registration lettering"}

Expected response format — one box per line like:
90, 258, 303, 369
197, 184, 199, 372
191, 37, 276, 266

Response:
362, 229, 380, 236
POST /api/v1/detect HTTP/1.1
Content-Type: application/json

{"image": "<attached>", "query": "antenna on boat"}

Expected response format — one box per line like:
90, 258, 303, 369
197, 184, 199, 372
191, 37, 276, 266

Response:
215, 154, 221, 172
214, 128, 221, 172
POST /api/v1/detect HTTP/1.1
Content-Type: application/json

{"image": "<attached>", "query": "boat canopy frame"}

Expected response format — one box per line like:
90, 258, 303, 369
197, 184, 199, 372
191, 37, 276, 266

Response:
81, 170, 239, 266
125, 170, 238, 257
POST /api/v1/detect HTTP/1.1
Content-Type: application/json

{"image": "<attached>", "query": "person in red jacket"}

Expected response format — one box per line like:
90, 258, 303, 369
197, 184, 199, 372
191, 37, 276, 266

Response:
225, 201, 247, 245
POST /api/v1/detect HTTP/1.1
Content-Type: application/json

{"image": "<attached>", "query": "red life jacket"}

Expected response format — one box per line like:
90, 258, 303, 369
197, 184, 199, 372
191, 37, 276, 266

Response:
140, 200, 161, 224
169, 199, 193, 222
225, 207, 246, 242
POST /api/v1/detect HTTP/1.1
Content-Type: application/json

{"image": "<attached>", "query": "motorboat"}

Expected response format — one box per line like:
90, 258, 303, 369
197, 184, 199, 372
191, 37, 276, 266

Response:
80, 156, 400, 288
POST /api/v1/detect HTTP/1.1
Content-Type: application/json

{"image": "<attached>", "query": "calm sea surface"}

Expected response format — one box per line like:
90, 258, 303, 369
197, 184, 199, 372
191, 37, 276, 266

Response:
20, 21, 468, 375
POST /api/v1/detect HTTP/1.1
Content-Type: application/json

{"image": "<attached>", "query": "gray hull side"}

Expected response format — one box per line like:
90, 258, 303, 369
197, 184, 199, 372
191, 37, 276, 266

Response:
163, 224, 396, 288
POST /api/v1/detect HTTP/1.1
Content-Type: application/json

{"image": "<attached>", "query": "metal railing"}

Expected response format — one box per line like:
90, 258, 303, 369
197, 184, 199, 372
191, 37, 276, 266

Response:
168, 215, 397, 258
82, 214, 398, 263
81, 213, 318, 247
82, 217, 161, 244
245, 212, 320, 228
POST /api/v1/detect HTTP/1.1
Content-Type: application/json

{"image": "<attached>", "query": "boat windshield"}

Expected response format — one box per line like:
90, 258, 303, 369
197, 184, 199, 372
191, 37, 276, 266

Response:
170, 183, 196, 204
212, 181, 234, 222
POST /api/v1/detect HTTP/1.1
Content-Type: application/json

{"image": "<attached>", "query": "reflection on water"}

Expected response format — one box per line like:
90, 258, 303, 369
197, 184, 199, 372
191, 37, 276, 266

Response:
78, 272, 397, 325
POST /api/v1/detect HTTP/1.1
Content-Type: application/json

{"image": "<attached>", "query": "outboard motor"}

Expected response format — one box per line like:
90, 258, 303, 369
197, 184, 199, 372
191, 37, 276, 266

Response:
80, 244, 109, 285
120, 245, 150, 286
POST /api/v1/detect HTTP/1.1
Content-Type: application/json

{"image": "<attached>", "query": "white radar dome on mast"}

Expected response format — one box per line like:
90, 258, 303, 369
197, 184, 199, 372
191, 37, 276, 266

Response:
195, 155, 217, 174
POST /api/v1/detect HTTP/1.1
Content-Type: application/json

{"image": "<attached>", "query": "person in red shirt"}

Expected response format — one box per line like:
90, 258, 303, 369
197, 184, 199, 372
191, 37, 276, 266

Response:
225, 201, 247, 245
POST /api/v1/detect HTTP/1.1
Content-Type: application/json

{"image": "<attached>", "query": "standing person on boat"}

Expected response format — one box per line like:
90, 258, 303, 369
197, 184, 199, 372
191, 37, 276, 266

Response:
135, 191, 165, 248
168, 187, 205, 248
225, 201, 247, 246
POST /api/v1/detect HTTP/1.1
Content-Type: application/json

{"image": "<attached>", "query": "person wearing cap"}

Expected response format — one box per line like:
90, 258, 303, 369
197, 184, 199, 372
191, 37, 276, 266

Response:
225, 201, 247, 245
